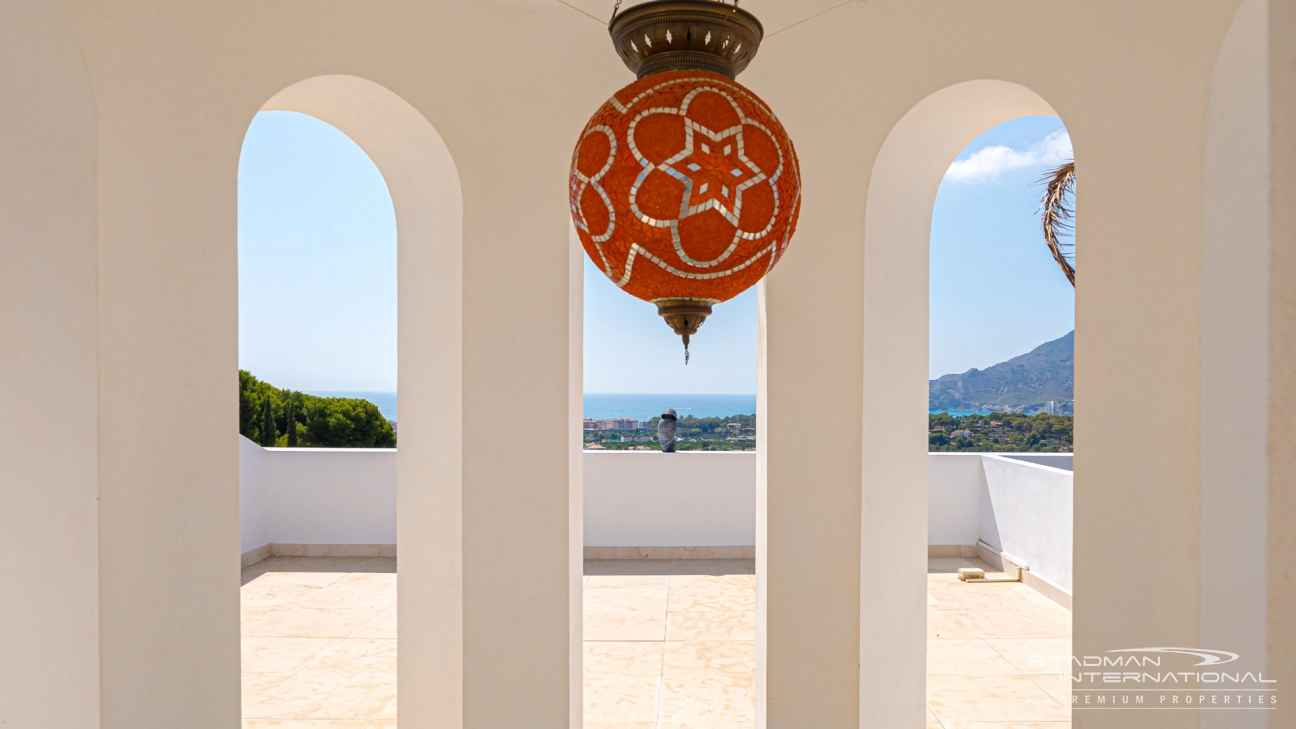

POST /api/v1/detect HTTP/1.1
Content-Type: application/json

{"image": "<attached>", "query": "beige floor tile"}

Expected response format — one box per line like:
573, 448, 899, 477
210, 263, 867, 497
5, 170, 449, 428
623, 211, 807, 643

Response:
584, 723, 656, 729
300, 585, 398, 611
666, 612, 756, 641
243, 606, 290, 633
927, 674, 1070, 723
585, 586, 671, 613
986, 638, 1073, 674
952, 608, 1071, 640
243, 670, 397, 721
247, 570, 352, 588
584, 675, 661, 722
282, 557, 389, 573
941, 723, 1071, 728
242, 720, 372, 728
938, 716, 1067, 721
927, 593, 941, 609
928, 610, 979, 640
926, 638, 1019, 676
670, 573, 755, 590
585, 612, 668, 641
242, 637, 342, 673
658, 675, 755, 722
307, 638, 397, 673
927, 557, 978, 573
586, 559, 674, 575
351, 604, 397, 639
1009, 585, 1072, 613
584, 641, 666, 676
375, 694, 397, 719
663, 640, 756, 676
1026, 672, 1073, 706
926, 583, 1039, 610
656, 723, 755, 729
243, 671, 295, 700
333, 570, 398, 587
670, 559, 754, 575
248, 608, 384, 639
366, 723, 398, 729
926, 703, 938, 721
242, 582, 327, 609
668, 587, 756, 612
587, 573, 673, 589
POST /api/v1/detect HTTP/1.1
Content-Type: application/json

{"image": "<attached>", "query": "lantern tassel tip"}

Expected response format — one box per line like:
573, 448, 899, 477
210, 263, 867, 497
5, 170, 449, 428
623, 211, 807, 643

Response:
683, 334, 690, 365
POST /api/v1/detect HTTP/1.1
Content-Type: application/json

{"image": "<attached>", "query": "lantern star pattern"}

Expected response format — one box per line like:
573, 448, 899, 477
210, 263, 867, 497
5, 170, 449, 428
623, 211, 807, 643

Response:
571, 69, 801, 329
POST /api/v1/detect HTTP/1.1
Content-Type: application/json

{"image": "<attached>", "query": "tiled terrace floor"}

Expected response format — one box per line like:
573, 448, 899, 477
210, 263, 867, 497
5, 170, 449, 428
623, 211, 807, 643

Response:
239, 555, 1072, 727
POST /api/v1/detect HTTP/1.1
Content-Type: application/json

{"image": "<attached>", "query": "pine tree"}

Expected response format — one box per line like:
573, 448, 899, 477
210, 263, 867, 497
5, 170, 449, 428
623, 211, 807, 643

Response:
260, 396, 276, 447
286, 400, 298, 447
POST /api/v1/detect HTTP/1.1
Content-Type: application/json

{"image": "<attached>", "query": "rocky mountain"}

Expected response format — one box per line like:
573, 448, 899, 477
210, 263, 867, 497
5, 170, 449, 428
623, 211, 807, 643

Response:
929, 331, 1074, 412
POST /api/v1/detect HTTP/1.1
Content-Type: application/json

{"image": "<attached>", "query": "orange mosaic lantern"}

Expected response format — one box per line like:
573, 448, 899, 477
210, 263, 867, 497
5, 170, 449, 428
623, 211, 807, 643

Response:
571, 0, 800, 362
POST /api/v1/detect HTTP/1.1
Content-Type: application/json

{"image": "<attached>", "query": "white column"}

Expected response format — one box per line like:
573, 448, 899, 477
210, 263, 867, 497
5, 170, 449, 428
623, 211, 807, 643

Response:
1267, 0, 1296, 721
1202, 3, 1270, 726
0, 2, 101, 726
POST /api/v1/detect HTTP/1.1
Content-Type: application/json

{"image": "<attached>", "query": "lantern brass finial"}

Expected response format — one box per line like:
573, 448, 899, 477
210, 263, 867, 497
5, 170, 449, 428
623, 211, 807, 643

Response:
608, 0, 764, 79
655, 298, 714, 364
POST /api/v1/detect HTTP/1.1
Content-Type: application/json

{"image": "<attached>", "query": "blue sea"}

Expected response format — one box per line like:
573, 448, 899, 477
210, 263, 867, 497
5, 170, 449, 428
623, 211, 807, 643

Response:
584, 393, 756, 420
310, 391, 399, 421
309, 391, 988, 423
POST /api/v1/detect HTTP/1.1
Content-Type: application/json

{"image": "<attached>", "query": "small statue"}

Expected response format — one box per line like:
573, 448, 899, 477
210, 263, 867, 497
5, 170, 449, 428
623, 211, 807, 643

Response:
657, 408, 678, 453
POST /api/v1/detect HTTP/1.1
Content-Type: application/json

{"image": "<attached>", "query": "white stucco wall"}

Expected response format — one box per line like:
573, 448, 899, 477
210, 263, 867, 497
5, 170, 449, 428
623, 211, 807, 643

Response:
980, 456, 1074, 594
239, 436, 397, 550
239, 437, 271, 553
269, 447, 399, 545
243, 444, 1071, 589
927, 454, 985, 546
583, 451, 757, 547
240, 443, 755, 550
928, 452, 1074, 594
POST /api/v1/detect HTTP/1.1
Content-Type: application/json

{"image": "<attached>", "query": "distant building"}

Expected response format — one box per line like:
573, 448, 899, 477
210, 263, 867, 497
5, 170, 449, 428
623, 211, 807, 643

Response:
951, 429, 973, 438
638, 420, 653, 430
585, 442, 606, 450
582, 418, 598, 431
597, 418, 639, 431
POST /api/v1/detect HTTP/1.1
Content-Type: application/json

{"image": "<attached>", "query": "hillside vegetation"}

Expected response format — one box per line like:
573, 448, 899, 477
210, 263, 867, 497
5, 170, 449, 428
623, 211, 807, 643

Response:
240, 370, 396, 448
929, 331, 1074, 412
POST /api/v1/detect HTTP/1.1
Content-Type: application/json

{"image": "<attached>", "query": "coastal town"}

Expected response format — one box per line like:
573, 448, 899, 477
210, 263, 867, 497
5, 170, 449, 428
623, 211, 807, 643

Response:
583, 414, 757, 451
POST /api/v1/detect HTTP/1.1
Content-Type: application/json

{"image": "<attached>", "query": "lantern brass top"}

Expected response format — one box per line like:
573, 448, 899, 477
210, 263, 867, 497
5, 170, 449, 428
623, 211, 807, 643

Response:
609, 0, 764, 79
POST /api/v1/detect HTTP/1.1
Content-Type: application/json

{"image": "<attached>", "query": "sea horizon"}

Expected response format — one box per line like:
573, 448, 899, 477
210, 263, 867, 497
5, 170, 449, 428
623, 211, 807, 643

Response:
309, 390, 999, 423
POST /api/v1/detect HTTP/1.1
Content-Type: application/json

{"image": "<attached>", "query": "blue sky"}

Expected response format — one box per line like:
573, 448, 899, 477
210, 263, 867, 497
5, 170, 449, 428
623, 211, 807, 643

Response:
238, 112, 1074, 392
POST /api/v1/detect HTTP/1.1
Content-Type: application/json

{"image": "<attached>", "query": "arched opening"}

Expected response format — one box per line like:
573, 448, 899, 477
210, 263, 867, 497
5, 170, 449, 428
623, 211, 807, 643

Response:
925, 115, 1075, 724
579, 140, 762, 727
237, 108, 400, 721
235, 75, 464, 728
860, 79, 1071, 722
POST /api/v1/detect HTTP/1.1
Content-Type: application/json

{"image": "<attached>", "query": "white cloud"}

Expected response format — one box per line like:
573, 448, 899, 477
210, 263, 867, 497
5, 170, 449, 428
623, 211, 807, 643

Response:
943, 130, 1072, 184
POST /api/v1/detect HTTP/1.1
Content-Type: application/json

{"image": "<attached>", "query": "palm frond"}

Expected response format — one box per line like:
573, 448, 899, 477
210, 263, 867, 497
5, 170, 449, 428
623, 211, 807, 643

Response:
1039, 161, 1076, 286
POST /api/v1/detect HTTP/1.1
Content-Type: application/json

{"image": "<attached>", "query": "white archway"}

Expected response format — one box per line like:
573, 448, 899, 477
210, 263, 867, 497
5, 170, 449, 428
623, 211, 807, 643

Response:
256, 75, 465, 728
860, 79, 1061, 723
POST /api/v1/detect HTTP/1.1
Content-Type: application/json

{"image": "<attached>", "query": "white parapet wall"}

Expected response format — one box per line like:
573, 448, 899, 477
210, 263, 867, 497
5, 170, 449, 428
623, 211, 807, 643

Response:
927, 452, 1073, 596
241, 438, 1070, 593
582, 450, 757, 548
239, 435, 397, 555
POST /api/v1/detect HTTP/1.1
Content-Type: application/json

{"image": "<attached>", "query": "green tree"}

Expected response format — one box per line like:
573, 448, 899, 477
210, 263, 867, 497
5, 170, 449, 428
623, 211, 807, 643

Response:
239, 370, 395, 448
286, 400, 298, 447
260, 397, 276, 447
